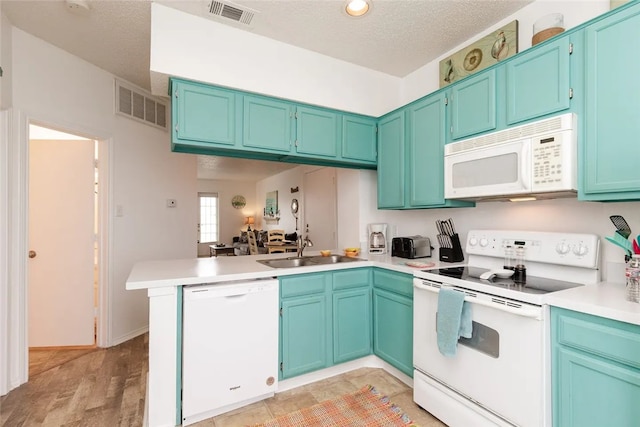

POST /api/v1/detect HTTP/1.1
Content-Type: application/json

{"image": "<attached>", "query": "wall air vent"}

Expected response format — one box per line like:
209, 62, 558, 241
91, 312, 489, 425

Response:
205, 0, 258, 26
115, 79, 168, 131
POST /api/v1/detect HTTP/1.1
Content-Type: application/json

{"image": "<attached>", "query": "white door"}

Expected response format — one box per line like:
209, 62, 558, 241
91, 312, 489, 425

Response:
303, 168, 337, 250
28, 139, 96, 347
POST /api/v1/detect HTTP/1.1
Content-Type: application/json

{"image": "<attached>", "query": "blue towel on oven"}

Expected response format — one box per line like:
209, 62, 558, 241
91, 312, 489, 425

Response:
437, 288, 473, 357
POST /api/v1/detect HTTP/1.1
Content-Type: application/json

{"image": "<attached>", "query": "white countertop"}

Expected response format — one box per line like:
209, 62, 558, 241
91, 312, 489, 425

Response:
125, 250, 443, 290
546, 281, 640, 326
127, 251, 640, 326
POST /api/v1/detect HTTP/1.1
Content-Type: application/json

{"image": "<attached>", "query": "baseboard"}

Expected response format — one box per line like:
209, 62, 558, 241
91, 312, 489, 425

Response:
110, 325, 149, 347
29, 344, 97, 351
278, 355, 413, 392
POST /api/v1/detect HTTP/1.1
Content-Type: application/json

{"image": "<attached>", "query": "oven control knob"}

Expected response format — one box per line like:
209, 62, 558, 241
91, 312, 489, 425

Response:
479, 238, 489, 247
556, 242, 570, 255
573, 244, 588, 256
469, 237, 478, 247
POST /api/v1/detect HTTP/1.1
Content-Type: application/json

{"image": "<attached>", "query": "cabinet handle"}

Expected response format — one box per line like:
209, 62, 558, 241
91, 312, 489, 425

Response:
174, 90, 178, 98
569, 88, 574, 99
568, 43, 573, 55
28, 250, 37, 259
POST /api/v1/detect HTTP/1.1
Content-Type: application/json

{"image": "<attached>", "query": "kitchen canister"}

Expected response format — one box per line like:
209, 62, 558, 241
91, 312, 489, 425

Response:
532, 13, 565, 45
626, 254, 640, 303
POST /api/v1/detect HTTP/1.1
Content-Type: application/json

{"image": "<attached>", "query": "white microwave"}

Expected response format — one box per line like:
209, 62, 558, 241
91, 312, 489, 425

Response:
444, 113, 577, 201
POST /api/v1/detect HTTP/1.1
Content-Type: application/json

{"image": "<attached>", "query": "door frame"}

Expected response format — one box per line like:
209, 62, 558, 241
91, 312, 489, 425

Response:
3, 109, 112, 392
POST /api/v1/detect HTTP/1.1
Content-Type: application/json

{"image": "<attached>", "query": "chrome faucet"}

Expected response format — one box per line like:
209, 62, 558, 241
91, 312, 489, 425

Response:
297, 234, 314, 257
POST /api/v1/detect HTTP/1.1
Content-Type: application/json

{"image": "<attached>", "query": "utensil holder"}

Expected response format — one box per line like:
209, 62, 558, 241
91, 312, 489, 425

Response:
439, 233, 464, 263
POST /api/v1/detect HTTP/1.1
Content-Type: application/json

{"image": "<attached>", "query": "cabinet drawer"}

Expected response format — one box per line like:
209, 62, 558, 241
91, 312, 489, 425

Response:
280, 273, 329, 298
554, 308, 640, 369
333, 268, 371, 291
372, 269, 412, 297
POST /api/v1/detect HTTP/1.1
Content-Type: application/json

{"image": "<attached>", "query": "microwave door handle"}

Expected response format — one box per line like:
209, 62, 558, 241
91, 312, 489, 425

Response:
520, 141, 532, 188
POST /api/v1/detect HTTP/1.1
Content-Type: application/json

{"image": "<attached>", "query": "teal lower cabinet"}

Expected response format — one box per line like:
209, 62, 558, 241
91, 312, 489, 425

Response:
372, 269, 413, 377
551, 307, 640, 427
280, 273, 331, 379
333, 269, 372, 364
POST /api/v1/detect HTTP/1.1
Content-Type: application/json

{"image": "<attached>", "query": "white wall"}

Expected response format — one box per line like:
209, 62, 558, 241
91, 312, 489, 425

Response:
197, 179, 258, 256
10, 28, 198, 345
149, 3, 401, 117
1, 11, 12, 109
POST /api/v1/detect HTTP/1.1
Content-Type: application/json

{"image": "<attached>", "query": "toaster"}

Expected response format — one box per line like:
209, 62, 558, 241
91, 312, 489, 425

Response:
391, 236, 432, 259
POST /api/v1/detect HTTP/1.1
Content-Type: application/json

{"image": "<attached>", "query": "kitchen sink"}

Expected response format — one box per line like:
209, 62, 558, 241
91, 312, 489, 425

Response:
257, 255, 361, 269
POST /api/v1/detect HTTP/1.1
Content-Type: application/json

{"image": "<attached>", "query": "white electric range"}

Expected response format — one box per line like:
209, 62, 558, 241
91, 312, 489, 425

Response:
412, 230, 600, 427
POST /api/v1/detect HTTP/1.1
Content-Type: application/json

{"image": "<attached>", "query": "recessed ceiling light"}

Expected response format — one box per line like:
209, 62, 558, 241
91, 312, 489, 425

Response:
344, 0, 371, 17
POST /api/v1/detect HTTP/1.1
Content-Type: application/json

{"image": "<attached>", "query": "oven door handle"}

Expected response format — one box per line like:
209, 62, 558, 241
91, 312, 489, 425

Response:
414, 281, 542, 320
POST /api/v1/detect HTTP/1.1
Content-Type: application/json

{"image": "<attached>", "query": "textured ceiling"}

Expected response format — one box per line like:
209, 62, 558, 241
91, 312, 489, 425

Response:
2, 0, 533, 181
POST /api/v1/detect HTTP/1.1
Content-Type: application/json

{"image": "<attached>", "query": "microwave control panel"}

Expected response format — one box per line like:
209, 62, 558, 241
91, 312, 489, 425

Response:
531, 129, 575, 189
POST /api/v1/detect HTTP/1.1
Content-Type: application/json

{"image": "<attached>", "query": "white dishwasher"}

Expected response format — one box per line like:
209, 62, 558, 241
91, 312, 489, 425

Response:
182, 278, 279, 426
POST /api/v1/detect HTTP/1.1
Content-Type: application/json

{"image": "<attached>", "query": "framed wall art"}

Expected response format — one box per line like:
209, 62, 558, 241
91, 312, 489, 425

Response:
439, 20, 519, 88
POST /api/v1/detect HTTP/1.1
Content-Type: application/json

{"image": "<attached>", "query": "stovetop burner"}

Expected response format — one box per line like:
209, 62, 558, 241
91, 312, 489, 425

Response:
428, 266, 584, 296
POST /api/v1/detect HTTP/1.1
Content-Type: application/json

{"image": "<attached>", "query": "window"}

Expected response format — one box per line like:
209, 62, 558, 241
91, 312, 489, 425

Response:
198, 192, 219, 243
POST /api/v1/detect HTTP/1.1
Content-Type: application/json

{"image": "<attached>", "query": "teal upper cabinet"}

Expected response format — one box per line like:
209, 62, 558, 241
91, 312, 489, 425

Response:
552, 307, 640, 427
377, 94, 474, 210
243, 95, 293, 154
170, 78, 376, 169
581, 2, 640, 201
295, 106, 339, 158
505, 36, 572, 125
172, 79, 239, 149
341, 114, 377, 165
407, 93, 472, 209
449, 69, 497, 140
377, 110, 406, 208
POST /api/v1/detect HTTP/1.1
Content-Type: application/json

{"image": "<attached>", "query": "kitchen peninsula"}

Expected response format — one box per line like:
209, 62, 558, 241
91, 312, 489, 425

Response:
127, 249, 640, 427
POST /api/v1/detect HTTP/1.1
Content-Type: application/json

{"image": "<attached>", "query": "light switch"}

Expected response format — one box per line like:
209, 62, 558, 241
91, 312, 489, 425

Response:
167, 199, 177, 208
115, 205, 124, 217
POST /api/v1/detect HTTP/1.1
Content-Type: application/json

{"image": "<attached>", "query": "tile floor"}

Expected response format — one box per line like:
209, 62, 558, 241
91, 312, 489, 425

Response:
193, 367, 447, 427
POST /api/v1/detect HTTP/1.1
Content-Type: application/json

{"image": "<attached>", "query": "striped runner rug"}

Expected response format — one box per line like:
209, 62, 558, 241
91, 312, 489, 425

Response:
251, 385, 418, 427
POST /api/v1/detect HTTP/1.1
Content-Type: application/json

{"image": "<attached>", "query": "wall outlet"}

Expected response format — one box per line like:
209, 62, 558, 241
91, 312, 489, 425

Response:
167, 199, 177, 208
115, 205, 124, 217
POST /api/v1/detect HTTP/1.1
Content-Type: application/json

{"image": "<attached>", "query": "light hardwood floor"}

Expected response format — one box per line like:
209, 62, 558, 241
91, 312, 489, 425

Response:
1, 334, 446, 427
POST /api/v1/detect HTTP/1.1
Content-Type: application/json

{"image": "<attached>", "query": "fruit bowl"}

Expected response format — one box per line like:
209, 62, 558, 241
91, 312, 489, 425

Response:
344, 247, 360, 257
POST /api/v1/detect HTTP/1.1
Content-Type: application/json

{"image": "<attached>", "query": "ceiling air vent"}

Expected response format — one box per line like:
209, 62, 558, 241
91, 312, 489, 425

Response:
205, 0, 258, 26
115, 79, 168, 131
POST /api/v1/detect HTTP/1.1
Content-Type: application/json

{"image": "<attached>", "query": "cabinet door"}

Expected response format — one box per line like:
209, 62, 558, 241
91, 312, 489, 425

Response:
450, 69, 497, 140
243, 95, 293, 153
407, 93, 446, 207
372, 288, 413, 377
505, 36, 571, 125
377, 110, 405, 208
342, 114, 377, 164
295, 106, 339, 158
582, 4, 640, 200
555, 347, 640, 427
281, 294, 328, 378
333, 288, 371, 364
174, 81, 237, 146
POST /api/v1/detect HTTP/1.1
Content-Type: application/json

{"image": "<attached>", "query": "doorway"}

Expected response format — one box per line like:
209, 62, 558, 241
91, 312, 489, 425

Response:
27, 124, 98, 357
303, 168, 337, 250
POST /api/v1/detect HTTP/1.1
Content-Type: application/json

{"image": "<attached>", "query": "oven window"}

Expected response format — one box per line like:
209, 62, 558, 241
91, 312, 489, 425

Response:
436, 313, 500, 358
452, 153, 518, 188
